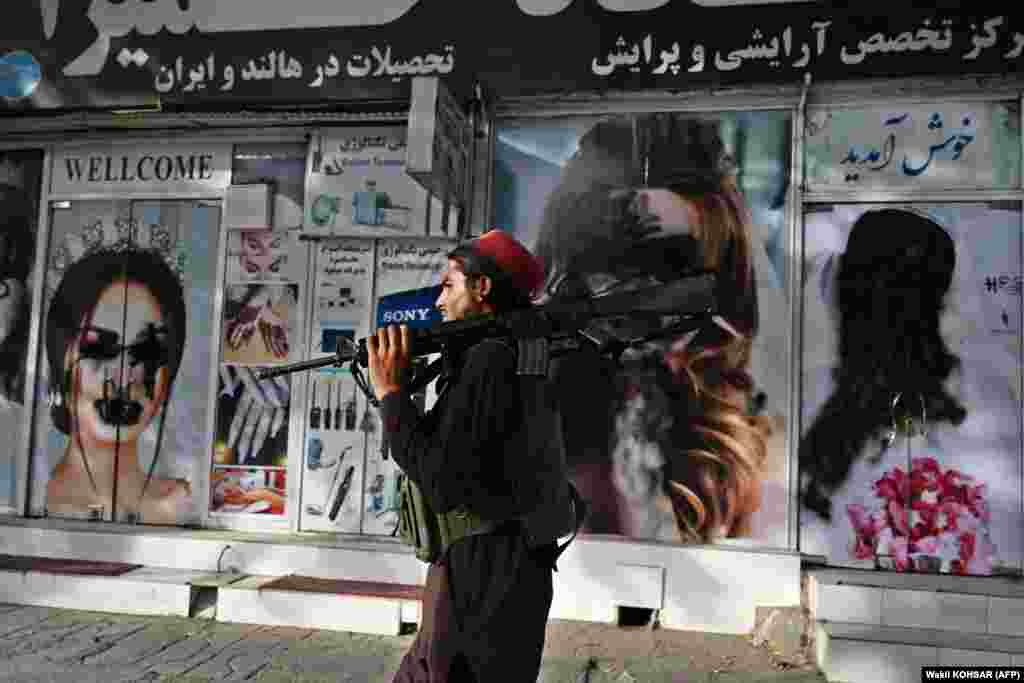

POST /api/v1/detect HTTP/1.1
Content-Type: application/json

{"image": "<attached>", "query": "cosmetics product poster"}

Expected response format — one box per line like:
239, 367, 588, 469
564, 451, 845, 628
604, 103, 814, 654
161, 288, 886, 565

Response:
360, 241, 451, 535
0, 149, 43, 507
311, 238, 374, 358
360, 355, 435, 537
300, 367, 366, 534
306, 127, 429, 238
799, 204, 1022, 575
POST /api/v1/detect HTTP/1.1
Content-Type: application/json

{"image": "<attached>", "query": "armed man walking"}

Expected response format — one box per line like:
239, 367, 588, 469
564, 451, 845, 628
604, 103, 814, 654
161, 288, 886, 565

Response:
367, 229, 583, 683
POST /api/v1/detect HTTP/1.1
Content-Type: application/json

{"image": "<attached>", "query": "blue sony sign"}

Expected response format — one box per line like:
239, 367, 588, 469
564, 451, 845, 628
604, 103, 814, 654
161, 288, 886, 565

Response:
376, 285, 442, 330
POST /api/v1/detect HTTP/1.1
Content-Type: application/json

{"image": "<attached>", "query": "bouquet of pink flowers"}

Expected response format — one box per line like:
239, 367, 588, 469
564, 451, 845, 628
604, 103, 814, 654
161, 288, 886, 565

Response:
846, 457, 995, 575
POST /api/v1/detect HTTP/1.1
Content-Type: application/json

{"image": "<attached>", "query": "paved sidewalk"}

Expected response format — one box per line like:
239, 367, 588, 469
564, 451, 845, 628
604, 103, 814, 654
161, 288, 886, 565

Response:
0, 603, 827, 682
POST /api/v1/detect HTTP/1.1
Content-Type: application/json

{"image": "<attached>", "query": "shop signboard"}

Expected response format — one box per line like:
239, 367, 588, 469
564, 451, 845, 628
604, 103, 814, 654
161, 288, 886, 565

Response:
805, 102, 1022, 190
51, 143, 232, 197
2, 4, 1024, 111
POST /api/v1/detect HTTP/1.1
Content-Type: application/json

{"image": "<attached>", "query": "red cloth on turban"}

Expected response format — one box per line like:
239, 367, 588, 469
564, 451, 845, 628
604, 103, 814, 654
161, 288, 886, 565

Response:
468, 229, 544, 299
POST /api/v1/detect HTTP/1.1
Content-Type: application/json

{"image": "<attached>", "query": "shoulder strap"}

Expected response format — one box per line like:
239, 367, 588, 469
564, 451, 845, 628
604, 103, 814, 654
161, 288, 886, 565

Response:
550, 483, 588, 570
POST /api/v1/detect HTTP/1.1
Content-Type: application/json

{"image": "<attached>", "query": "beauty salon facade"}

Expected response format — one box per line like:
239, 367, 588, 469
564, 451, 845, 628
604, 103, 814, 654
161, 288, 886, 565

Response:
1, 3, 1023, 679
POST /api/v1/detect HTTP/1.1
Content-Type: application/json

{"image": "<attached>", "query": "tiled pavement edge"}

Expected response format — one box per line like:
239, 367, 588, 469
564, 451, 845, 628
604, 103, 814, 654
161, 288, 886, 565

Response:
0, 604, 827, 682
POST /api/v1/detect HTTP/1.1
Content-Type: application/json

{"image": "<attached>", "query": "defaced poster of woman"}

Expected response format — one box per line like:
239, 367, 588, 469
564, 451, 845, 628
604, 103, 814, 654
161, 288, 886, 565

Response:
799, 205, 1022, 575
30, 199, 220, 524
495, 112, 792, 546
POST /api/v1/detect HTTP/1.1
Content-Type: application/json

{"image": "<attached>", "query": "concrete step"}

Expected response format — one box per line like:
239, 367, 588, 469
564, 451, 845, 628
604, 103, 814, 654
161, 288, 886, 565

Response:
807, 567, 1024, 683
218, 574, 423, 636
808, 568, 1024, 636
818, 623, 1024, 683
0, 554, 426, 636
0, 562, 227, 617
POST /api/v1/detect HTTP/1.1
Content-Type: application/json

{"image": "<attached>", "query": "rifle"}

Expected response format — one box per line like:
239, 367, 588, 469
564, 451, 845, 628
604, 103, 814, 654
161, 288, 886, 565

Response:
255, 272, 718, 404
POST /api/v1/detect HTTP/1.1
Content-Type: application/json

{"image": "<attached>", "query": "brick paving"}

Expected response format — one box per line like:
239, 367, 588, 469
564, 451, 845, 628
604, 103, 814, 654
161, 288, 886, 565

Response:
0, 604, 827, 682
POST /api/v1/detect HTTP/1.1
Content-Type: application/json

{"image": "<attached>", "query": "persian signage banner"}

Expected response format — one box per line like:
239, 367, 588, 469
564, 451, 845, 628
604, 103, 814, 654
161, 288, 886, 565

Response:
3, 3, 1024, 111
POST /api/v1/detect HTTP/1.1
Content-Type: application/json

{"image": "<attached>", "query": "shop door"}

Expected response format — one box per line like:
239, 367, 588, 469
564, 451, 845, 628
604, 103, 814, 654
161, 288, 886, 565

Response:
29, 198, 220, 525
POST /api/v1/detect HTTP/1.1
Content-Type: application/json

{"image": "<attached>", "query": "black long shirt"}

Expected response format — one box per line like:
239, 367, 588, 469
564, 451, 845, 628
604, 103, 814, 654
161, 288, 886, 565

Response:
381, 338, 556, 659
380, 338, 524, 520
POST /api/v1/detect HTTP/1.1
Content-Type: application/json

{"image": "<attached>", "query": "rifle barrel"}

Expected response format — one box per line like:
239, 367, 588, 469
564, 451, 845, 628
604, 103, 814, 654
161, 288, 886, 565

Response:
255, 355, 345, 380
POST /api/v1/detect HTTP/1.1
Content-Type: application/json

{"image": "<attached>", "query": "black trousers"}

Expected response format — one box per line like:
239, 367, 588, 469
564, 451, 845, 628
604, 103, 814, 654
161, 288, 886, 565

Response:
393, 529, 555, 682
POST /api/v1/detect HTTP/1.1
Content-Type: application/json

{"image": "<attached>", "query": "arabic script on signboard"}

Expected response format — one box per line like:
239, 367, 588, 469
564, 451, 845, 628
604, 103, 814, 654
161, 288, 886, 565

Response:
804, 103, 1021, 189
589, 15, 1024, 79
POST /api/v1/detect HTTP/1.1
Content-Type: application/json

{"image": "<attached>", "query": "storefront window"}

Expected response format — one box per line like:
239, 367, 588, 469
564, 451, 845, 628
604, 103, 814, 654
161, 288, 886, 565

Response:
799, 203, 1023, 576
0, 150, 44, 509
494, 111, 793, 548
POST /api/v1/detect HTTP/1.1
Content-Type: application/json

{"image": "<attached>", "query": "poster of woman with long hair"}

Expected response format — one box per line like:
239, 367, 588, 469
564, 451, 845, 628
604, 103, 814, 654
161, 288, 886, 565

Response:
799, 205, 1022, 575
494, 111, 791, 546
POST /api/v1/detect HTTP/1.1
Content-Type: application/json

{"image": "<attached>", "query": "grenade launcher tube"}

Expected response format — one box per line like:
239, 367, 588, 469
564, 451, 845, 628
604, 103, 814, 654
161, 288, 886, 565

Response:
256, 272, 717, 381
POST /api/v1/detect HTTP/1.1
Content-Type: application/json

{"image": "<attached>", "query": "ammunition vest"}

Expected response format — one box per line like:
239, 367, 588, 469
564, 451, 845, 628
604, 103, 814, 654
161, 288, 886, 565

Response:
397, 338, 585, 565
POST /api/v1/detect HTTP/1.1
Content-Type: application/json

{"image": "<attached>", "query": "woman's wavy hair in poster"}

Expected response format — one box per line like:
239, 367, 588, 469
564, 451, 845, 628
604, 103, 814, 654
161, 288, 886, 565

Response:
537, 114, 771, 542
799, 208, 966, 521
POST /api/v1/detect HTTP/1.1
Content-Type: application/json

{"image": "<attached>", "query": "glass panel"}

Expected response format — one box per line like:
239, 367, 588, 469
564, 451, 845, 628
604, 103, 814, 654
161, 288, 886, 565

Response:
805, 102, 1021, 190
360, 239, 453, 537
0, 149, 44, 508
28, 199, 221, 525
799, 203, 1022, 576
494, 110, 793, 547
209, 143, 309, 520
297, 238, 375, 533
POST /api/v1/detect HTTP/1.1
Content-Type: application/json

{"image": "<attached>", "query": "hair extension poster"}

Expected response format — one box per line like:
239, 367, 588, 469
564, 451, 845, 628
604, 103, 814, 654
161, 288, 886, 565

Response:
29, 199, 221, 525
492, 112, 792, 547
799, 204, 1022, 576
